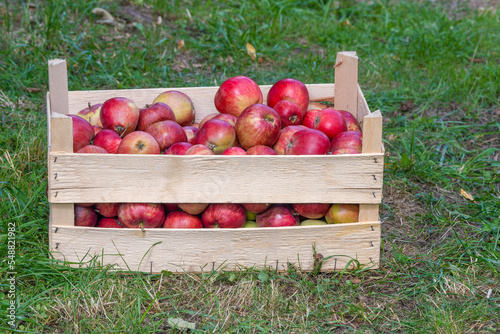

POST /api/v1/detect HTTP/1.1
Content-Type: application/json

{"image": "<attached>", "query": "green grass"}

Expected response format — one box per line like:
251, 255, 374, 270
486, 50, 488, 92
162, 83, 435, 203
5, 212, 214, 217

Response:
1, 0, 499, 332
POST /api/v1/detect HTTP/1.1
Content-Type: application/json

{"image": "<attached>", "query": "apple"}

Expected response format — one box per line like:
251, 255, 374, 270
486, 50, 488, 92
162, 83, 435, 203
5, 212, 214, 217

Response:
292, 203, 330, 219
163, 211, 203, 228
272, 125, 307, 155
77, 103, 103, 127
195, 119, 236, 154
256, 204, 299, 227
164, 142, 193, 155
246, 210, 257, 221
214, 76, 263, 117
117, 203, 166, 228
201, 203, 246, 228
272, 100, 303, 127
178, 203, 209, 215
146, 120, 187, 152
313, 108, 347, 140
100, 97, 140, 137
198, 113, 218, 129
242, 203, 270, 214
235, 104, 281, 150
338, 110, 362, 132
76, 145, 108, 154
68, 114, 94, 153
242, 221, 258, 228
331, 148, 360, 155
74, 204, 97, 227
117, 131, 161, 154
93, 125, 103, 135
302, 109, 321, 128
93, 129, 122, 154
329, 131, 362, 153
267, 78, 309, 113
246, 145, 276, 155
300, 219, 328, 226
95, 203, 120, 218
212, 113, 238, 127
137, 102, 176, 131
153, 90, 195, 126
76, 202, 94, 207
325, 204, 359, 224
164, 203, 180, 212
222, 147, 246, 155
183, 126, 198, 145
284, 129, 330, 155
184, 144, 215, 155
97, 217, 124, 228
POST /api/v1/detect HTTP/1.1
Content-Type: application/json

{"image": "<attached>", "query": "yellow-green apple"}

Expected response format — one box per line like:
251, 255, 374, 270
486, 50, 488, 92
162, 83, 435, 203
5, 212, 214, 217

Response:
325, 204, 359, 224
214, 76, 263, 117
242, 203, 270, 214
164, 142, 193, 155
178, 203, 209, 215
331, 148, 360, 155
146, 120, 187, 152
77, 103, 103, 127
292, 203, 330, 219
300, 219, 328, 226
313, 108, 347, 140
284, 128, 330, 155
201, 203, 246, 228
117, 131, 160, 154
183, 126, 198, 145
338, 110, 362, 132
272, 100, 303, 127
118, 203, 166, 228
97, 217, 124, 228
76, 145, 108, 154
93, 129, 122, 154
184, 144, 215, 155
69, 114, 94, 152
235, 104, 281, 150
95, 203, 120, 218
302, 109, 321, 128
222, 147, 246, 155
74, 204, 97, 227
195, 119, 236, 154
100, 97, 140, 137
246, 210, 257, 221
153, 90, 195, 126
242, 221, 258, 228
330, 131, 362, 153
267, 78, 309, 114
163, 211, 203, 228
137, 102, 176, 131
246, 145, 276, 155
272, 125, 307, 155
256, 204, 299, 227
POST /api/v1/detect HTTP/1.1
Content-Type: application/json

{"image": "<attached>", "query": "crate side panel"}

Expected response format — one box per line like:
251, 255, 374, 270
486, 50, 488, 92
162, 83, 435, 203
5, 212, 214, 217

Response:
50, 222, 380, 272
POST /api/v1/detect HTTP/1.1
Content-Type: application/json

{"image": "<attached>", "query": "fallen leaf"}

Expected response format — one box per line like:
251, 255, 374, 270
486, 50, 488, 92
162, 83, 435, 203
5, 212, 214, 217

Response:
25, 87, 42, 93
460, 189, 474, 201
167, 317, 196, 330
246, 43, 256, 60
177, 39, 185, 49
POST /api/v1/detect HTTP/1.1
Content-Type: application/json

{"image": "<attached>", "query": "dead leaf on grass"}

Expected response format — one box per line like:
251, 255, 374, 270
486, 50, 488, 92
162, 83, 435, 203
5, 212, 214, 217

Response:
246, 43, 257, 60
167, 317, 196, 329
460, 188, 475, 202
92, 7, 125, 29
176, 39, 185, 49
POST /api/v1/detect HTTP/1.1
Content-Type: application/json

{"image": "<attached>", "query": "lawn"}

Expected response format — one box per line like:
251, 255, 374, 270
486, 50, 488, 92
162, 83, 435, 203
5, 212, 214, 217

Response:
0, 0, 499, 332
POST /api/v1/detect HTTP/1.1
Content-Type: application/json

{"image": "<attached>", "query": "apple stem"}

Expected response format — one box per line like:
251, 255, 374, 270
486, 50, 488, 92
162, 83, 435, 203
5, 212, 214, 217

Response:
140, 222, 145, 232
88, 102, 91, 110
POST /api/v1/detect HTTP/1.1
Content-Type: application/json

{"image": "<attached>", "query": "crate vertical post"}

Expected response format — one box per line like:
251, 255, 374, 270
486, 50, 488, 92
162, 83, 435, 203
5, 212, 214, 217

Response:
334, 51, 358, 118
47, 59, 74, 254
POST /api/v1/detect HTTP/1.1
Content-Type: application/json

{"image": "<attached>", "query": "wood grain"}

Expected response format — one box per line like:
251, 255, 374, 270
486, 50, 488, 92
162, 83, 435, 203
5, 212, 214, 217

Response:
362, 110, 383, 154
334, 52, 359, 117
50, 221, 381, 273
48, 59, 69, 115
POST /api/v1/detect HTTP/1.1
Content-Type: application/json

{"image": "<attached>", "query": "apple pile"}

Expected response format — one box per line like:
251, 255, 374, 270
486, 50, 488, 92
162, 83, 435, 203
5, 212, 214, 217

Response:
70, 77, 364, 228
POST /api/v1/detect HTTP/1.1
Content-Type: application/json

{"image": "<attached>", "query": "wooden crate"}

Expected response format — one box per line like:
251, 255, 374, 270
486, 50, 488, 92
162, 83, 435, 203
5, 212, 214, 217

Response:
47, 51, 384, 273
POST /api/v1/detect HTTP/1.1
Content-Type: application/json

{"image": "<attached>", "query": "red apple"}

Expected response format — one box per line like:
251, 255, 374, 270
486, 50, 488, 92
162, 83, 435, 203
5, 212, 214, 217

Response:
256, 204, 299, 227
213, 113, 238, 127
330, 131, 363, 153
313, 108, 347, 140
325, 204, 359, 224
242, 203, 270, 214
97, 217, 124, 228
100, 97, 140, 137
164, 142, 193, 155
285, 129, 330, 155
272, 100, 303, 127
117, 203, 166, 228
222, 147, 246, 155
117, 131, 161, 154
163, 211, 203, 228
302, 109, 321, 128
95, 203, 120, 218
74, 204, 97, 227
178, 203, 209, 215
246, 145, 276, 155
185, 144, 215, 155
331, 148, 360, 155
183, 126, 198, 145
164, 203, 180, 212
77, 103, 103, 127
292, 203, 330, 219
153, 90, 195, 126
137, 102, 176, 131
267, 78, 309, 113
146, 120, 187, 152
93, 129, 122, 154
338, 110, 362, 132
214, 76, 263, 117
198, 113, 218, 129
195, 119, 236, 154
68, 114, 94, 153
235, 104, 281, 150
93, 125, 103, 135
272, 125, 307, 155
76, 145, 108, 154
201, 203, 246, 228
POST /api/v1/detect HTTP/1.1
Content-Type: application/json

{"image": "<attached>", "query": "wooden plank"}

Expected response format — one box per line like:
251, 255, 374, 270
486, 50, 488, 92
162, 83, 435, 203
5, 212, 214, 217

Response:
66, 83, 336, 121
48, 59, 69, 115
359, 204, 380, 222
49, 204, 74, 231
357, 84, 371, 123
361, 110, 383, 154
48, 153, 384, 204
334, 51, 358, 118
50, 221, 381, 273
